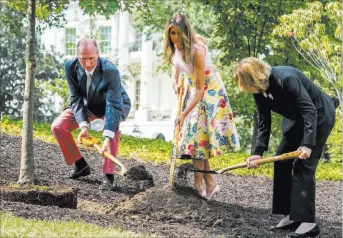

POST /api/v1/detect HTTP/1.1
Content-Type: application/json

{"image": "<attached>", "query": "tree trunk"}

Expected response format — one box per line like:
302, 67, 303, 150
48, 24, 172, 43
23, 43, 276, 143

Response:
250, 111, 258, 155
19, 0, 36, 184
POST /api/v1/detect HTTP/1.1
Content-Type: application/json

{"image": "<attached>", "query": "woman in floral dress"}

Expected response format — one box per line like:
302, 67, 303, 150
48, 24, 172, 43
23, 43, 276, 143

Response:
164, 14, 240, 199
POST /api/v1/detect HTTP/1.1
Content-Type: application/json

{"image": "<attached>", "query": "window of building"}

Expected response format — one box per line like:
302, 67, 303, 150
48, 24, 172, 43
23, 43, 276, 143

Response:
99, 27, 111, 54
128, 32, 142, 53
65, 28, 76, 55
135, 80, 140, 110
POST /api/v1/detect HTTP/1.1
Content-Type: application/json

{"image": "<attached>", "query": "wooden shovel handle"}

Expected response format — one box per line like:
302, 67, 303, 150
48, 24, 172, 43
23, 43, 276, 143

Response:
92, 144, 128, 176
81, 136, 128, 176
168, 75, 185, 186
217, 151, 302, 174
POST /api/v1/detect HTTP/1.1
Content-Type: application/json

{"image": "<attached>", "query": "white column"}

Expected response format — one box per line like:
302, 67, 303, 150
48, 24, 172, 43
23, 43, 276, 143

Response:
118, 12, 134, 118
56, 28, 65, 55
118, 11, 129, 67
135, 33, 153, 121
112, 12, 120, 53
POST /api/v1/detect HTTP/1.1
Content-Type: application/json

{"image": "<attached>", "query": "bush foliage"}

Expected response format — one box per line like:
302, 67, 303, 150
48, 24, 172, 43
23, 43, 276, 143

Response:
1, 116, 341, 181
326, 114, 342, 163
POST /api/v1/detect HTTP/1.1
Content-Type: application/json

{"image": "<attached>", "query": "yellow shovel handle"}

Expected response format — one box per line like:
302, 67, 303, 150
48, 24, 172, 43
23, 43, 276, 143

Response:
92, 144, 128, 176
168, 74, 185, 186
81, 136, 127, 176
217, 151, 302, 174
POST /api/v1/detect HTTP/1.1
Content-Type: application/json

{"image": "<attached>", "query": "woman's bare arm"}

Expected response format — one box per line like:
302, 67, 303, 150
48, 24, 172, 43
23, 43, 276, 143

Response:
181, 47, 206, 117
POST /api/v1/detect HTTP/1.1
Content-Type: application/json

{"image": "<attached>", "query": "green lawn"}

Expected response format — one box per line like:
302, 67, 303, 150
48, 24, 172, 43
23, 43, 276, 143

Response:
0, 212, 148, 237
1, 116, 341, 181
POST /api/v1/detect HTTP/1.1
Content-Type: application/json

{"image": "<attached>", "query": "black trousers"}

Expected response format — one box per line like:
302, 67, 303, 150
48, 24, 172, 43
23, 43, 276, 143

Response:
272, 115, 335, 222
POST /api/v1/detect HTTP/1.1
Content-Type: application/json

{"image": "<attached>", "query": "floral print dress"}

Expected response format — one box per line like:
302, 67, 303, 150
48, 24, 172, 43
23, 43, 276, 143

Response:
174, 44, 240, 160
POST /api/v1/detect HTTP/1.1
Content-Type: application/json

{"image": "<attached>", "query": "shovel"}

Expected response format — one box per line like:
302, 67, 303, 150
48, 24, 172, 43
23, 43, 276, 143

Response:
188, 151, 302, 174
80, 136, 128, 176
168, 74, 185, 186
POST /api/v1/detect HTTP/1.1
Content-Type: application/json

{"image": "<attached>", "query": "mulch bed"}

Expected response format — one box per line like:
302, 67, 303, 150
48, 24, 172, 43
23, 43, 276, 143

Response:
0, 134, 341, 237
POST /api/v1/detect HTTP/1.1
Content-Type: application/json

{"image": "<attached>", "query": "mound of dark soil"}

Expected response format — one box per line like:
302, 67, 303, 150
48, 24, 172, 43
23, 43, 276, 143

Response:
0, 134, 341, 237
125, 165, 153, 181
114, 185, 213, 223
112, 165, 154, 194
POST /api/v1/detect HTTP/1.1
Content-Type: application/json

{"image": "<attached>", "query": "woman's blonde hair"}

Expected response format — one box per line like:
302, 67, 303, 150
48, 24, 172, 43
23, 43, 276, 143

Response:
233, 57, 272, 93
164, 14, 206, 65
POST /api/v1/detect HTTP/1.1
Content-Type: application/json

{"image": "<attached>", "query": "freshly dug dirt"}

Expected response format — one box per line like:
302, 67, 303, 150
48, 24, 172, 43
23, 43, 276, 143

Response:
112, 165, 155, 195
0, 185, 77, 208
0, 134, 341, 237
174, 162, 196, 188
125, 165, 154, 181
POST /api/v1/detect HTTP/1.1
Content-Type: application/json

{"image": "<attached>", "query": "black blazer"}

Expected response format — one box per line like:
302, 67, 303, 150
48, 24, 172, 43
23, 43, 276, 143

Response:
253, 66, 336, 156
65, 57, 131, 133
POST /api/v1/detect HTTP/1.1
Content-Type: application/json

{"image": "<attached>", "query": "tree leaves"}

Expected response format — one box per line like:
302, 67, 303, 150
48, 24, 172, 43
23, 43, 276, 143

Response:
0, 4, 65, 121
4, 0, 69, 30
78, 0, 153, 20
274, 1, 342, 107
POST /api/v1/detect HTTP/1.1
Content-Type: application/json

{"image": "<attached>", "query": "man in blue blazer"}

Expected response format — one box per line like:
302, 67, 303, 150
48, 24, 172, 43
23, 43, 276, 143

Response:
51, 38, 131, 190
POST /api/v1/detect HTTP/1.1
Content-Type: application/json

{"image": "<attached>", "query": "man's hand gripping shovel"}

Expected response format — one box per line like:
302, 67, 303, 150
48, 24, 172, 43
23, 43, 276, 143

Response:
80, 136, 128, 176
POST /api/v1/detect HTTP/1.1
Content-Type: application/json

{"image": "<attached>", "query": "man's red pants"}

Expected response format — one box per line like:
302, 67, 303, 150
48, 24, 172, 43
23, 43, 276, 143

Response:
51, 108, 119, 174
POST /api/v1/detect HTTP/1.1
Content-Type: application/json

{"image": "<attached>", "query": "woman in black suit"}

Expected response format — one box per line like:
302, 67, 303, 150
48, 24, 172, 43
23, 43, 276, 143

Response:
233, 57, 337, 237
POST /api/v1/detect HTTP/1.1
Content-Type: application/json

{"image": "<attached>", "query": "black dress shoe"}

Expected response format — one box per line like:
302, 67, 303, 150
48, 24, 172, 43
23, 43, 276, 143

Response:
99, 174, 114, 190
270, 221, 301, 232
287, 224, 320, 237
69, 165, 91, 179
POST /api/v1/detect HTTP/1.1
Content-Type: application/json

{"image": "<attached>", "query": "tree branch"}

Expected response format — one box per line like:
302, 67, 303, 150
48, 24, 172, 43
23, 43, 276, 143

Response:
256, 14, 268, 57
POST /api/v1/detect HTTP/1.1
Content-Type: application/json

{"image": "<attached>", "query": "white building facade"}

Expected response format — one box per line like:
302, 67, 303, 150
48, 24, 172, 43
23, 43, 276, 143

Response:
41, 2, 178, 141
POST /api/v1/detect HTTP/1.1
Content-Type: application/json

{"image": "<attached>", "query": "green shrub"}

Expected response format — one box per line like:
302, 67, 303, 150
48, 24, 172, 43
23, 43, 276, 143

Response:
327, 113, 342, 163
1, 116, 341, 181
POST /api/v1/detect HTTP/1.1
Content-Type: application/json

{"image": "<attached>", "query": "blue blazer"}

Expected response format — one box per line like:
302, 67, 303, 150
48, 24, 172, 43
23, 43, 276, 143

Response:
65, 57, 131, 134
